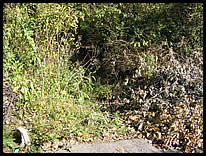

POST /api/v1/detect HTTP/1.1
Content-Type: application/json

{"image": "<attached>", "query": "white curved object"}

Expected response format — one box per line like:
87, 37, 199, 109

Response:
17, 127, 30, 146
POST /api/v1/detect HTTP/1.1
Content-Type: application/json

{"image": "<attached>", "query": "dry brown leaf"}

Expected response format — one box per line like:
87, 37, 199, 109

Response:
116, 147, 125, 153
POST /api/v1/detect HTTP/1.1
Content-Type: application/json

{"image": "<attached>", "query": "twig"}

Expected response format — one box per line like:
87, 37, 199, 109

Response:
149, 90, 165, 99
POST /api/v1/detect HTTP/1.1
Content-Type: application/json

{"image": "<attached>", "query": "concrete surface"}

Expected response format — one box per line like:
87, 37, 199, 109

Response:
47, 138, 182, 153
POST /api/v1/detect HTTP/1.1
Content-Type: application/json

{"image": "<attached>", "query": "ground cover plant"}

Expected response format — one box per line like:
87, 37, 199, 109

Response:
3, 3, 203, 153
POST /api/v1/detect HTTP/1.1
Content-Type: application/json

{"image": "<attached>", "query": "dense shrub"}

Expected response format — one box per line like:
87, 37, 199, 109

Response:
73, 3, 203, 84
3, 3, 203, 153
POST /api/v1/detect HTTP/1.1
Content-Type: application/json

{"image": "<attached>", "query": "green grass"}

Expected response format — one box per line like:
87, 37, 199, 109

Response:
3, 3, 202, 153
3, 63, 132, 152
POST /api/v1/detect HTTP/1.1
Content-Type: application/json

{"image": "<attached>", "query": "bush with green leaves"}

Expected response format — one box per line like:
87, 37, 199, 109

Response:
74, 3, 203, 85
76, 3, 202, 48
3, 3, 131, 149
3, 3, 203, 153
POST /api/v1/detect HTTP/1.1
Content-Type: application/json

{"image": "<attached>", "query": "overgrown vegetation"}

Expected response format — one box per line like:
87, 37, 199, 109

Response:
3, 3, 203, 153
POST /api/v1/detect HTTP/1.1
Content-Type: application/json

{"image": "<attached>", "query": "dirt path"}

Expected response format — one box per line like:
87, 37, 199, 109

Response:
44, 138, 182, 153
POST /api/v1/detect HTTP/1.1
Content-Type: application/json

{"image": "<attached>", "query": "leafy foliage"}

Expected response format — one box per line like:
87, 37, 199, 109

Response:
3, 3, 203, 153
